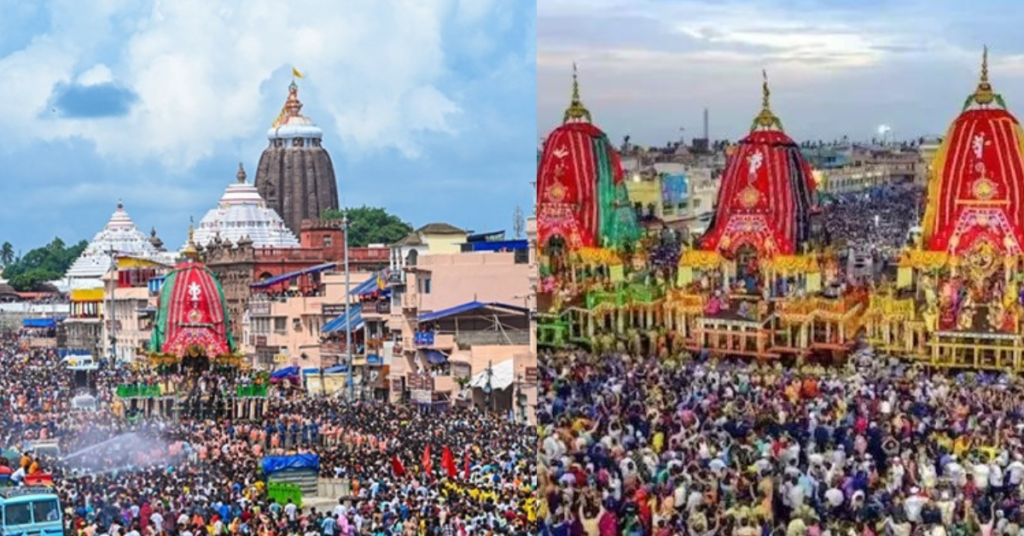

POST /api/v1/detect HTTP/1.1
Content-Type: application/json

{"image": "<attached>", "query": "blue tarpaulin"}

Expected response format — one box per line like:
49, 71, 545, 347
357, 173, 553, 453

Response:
23, 318, 56, 328
324, 364, 349, 373
251, 263, 337, 289
270, 366, 299, 379
262, 454, 320, 475
417, 301, 528, 323
322, 305, 364, 333
422, 349, 447, 365
367, 355, 382, 365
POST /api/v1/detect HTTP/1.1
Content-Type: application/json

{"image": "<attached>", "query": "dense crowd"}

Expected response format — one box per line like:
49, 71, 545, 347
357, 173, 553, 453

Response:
539, 349, 1024, 536
823, 184, 923, 262
0, 335, 535, 536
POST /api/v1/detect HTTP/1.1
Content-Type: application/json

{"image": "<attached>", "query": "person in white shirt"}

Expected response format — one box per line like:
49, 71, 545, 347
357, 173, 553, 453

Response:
903, 488, 927, 523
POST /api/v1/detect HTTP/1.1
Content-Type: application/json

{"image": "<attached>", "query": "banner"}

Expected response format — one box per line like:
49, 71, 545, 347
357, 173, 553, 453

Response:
897, 266, 912, 289
609, 265, 625, 283
677, 267, 693, 287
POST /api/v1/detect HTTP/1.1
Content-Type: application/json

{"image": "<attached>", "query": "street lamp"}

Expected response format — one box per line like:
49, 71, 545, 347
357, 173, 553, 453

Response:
340, 211, 354, 402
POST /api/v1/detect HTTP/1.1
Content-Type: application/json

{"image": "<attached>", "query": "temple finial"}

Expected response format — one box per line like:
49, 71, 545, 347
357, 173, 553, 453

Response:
970, 45, 997, 107
236, 162, 246, 183
563, 62, 592, 124
762, 69, 770, 110
982, 45, 989, 83
752, 69, 783, 131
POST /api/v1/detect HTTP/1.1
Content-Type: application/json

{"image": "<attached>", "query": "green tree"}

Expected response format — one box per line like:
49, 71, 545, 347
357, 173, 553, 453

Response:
3, 237, 88, 289
0, 242, 14, 266
322, 206, 413, 247
8, 267, 61, 291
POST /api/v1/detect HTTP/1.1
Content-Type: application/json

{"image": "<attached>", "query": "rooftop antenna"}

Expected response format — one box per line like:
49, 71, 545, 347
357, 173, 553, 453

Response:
513, 206, 524, 238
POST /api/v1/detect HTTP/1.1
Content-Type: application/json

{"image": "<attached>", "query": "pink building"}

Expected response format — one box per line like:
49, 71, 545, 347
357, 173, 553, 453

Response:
388, 248, 536, 422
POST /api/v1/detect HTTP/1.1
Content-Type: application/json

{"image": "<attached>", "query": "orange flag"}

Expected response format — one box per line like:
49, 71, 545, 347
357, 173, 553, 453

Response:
422, 444, 433, 477
442, 446, 457, 479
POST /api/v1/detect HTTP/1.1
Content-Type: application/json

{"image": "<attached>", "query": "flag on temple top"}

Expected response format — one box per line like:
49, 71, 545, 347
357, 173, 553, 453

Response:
442, 446, 457, 479
463, 448, 471, 480
422, 445, 432, 477
292, 67, 304, 79
391, 455, 405, 477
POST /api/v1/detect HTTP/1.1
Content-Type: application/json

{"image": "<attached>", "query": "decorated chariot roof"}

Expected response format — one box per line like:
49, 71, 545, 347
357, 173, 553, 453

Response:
190, 163, 299, 250
700, 71, 816, 257
921, 47, 1024, 257
151, 231, 235, 359
537, 64, 638, 251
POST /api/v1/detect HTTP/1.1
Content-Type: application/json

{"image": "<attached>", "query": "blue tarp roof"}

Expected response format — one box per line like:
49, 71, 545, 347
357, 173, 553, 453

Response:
417, 301, 529, 323
301, 368, 320, 375
23, 318, 56, 328
350, 271, 391, 295
322, 304, 364, 333
262, 454, 320, 475
250, 263, 337, 289
422, 349, 447, 365
324, 364, 349, 374
367, 355, 382, 366
270, 366, 300, 379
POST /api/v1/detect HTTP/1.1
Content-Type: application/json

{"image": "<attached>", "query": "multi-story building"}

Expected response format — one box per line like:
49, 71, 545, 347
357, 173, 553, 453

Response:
387, 245, 533, 420
819, 167, 888, 195
245, 270, 371, 371
100, 258, 169, 362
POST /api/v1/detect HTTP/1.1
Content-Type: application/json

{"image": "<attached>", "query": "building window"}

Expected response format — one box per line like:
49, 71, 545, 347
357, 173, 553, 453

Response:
422, 278, 431, 294
323, 234, 332, 248
273, 317, 287, 334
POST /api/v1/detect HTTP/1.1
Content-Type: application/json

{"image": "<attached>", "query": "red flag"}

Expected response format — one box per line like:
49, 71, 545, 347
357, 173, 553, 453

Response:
422, 444, 432, 477
391, 455, 405, 477
442, 446, 457, 479
463, 448, 471, 480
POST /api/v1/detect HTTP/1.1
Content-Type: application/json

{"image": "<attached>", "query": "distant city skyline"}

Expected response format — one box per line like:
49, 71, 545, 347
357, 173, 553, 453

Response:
0, 0, 535, 251
539, 0, 1024, 148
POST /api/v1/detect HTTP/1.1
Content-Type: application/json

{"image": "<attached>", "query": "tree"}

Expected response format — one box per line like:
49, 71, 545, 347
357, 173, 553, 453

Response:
0, 242, 13, 266
322, 206, 413, 247
3, 237, 88, 290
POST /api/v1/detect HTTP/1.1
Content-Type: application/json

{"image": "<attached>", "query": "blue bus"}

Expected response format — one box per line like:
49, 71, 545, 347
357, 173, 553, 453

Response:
0, 487, 63, 536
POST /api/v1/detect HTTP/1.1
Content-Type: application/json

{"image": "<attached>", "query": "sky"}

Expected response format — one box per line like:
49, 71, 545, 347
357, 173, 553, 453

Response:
539, 0, 1024, 148
0, 0, 536, 252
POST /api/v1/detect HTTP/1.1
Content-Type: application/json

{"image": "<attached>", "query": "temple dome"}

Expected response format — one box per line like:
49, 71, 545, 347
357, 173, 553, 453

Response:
922, 47, 1024, 256
701, 71, 817, 256
536, 64, 638, 251
191, 163, 300, 250
67, 202, 165, 279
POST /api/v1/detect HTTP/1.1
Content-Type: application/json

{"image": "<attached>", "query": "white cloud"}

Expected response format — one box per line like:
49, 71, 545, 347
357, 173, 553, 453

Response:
76, 64, 113, 86
0, 0, 471, 167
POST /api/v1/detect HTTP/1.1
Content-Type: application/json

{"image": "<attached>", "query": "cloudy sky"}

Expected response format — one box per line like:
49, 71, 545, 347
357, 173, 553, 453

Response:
539, 0, 1024, 148
0, 0, 535, 251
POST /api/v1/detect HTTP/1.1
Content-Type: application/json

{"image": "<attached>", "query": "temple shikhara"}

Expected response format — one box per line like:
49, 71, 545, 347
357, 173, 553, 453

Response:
255, 80, 340, 236
538, 50, 1024, 370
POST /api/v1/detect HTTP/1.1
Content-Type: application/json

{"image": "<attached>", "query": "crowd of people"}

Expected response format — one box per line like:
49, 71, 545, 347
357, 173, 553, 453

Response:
0, 334, 535, 536
538, 348, 1024, 535
823, 184, 923, 264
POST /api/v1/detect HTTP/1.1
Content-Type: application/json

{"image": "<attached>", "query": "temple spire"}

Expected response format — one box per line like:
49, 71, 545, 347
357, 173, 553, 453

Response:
751, 69, 784, 131
236, 162, 247, 184
563, 62, 593, 124
972, 45, 997, 107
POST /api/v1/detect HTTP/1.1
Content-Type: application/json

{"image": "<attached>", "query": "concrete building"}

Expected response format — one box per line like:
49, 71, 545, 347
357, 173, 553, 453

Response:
388, 247, 533, 421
